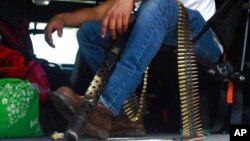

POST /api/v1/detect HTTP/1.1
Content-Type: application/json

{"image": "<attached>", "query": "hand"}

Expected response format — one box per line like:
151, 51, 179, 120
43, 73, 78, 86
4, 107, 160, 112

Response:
101, 0, 134, 39
44, 15, 65, 48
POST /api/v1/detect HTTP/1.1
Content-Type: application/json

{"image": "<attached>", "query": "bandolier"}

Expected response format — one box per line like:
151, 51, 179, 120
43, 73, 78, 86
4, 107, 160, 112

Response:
176, 0, 204, 140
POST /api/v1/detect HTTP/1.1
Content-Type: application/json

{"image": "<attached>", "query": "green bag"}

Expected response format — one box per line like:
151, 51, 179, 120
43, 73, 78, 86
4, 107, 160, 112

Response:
0, 78, 43, 138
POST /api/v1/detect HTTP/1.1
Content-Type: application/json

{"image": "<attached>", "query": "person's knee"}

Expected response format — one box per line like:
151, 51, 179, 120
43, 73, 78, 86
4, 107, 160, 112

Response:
76, 22, 94, 42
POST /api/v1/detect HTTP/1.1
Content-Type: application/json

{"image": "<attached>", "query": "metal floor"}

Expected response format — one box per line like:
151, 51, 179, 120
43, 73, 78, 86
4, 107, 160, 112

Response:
0, 133, 229, 141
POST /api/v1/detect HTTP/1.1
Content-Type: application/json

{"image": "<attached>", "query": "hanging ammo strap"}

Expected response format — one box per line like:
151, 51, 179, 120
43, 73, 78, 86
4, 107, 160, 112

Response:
176, 0, 204, 140
123, 67, 149, 122
124, 1, 206, 140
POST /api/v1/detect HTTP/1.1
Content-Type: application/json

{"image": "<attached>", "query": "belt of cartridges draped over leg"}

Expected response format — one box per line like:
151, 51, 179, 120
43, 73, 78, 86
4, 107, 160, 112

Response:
176, 0, 204, 140
124, 1, 205, 140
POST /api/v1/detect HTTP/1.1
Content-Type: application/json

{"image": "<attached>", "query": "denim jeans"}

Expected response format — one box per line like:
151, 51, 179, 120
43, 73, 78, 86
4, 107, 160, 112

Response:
77, 0, 222, 116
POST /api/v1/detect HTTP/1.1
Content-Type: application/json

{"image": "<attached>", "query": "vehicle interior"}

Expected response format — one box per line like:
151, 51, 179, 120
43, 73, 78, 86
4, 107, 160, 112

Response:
0, 0, 250, 140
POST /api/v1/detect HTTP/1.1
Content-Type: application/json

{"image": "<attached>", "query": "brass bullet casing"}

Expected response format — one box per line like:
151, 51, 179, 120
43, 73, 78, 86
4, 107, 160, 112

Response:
178, 74, 198, 80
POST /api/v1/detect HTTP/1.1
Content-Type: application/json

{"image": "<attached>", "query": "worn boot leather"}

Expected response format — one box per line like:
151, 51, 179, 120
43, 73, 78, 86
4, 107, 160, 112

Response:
50, 86, 83, 120
51, 86, 146, 137
110, 115, 146, 137
83, 103, 113, 140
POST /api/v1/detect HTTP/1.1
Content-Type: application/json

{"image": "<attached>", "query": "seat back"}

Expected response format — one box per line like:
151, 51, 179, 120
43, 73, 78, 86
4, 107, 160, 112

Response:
195, 0, 244, 53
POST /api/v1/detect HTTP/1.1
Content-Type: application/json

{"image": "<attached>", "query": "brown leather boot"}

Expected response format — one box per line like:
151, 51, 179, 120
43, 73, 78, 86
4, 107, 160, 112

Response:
83, 103, 113, 140
110, 115, 146, 137
50, 86, 83, 120
50, 86, 146, 137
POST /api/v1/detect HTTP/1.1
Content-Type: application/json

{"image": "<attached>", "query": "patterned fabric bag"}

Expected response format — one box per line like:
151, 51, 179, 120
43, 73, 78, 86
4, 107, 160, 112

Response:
0, 78, 43, 138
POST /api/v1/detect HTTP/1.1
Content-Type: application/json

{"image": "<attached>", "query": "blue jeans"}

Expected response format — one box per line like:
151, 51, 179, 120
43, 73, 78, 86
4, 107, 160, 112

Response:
77, 0, 222, 116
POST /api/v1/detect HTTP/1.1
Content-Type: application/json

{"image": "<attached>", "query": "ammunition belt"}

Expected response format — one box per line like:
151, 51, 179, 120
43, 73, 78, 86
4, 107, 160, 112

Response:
176, 0, 204, 139
124, 3, 205, 138
123, 67, 149, 121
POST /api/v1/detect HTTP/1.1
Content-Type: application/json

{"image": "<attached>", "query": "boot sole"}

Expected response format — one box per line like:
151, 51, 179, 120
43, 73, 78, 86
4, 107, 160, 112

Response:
50, 91, 76, 120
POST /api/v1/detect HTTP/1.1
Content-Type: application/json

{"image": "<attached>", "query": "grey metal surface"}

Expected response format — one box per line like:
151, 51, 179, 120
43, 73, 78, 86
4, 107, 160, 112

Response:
0, 134, 229, 141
